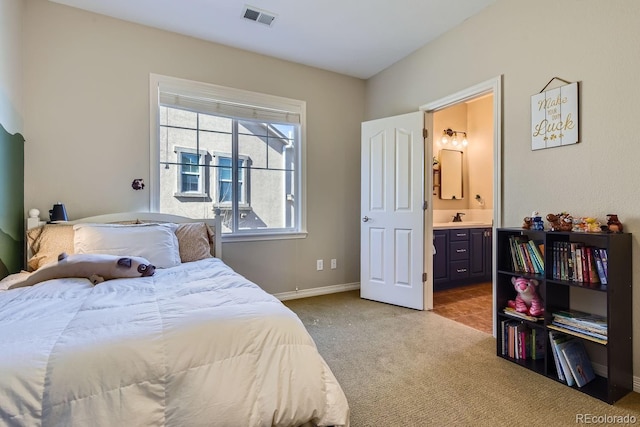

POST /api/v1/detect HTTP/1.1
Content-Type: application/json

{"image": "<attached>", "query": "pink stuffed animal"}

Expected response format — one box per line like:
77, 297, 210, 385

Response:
508, 276, 544, 317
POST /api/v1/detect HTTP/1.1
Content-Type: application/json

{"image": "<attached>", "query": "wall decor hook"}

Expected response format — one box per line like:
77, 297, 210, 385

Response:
132, 179, 145, 190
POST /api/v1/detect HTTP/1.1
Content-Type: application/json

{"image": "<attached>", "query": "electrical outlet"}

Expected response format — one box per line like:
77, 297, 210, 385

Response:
330, 259, 337, 269
316, 259, 324, 271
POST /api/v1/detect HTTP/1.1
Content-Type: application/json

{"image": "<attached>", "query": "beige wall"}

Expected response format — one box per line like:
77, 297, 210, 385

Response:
466, 95, 494, 211
22, 0, 365, 294
432, 97, 493, 214
433, 103, 468, 209
366, 0, 640, 376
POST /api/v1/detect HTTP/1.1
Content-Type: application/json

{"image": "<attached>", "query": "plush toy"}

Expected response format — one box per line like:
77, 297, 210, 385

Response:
606, 214, 623, 233
546, 212, 573, 232
522, 216, 533, 229
508, 276, 544, 317
8, 253, 156, 290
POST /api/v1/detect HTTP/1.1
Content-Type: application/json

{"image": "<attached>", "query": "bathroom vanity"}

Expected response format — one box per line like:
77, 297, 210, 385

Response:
433, 223, 492, 290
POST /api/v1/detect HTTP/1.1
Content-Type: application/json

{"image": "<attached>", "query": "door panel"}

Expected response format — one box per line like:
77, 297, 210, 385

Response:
369, 227, 385, 282
369, 132, 385, 211
394, 228, 412, 286
361, 111, 424, 310
395, 130, 412, 210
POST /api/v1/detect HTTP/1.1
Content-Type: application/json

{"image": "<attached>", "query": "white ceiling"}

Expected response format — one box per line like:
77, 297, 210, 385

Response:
49, 0, 496, 79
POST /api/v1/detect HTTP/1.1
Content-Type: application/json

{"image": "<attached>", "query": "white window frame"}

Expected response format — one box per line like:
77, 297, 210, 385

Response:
150, 73, 307, 241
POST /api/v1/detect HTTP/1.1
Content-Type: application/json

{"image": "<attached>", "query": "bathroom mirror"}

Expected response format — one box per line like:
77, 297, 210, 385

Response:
439, 149, 463, 200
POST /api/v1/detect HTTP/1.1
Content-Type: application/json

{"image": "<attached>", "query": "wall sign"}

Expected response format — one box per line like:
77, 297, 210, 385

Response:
531, 79, 579, 150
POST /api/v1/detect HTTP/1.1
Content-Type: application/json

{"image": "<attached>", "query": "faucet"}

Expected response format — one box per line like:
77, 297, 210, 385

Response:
452, 212, 465, 222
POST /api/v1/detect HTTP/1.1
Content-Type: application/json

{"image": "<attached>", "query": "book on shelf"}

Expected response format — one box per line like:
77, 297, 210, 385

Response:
526, 240, 545, 273
532, 328, 545, 360
570, 243, 578, 282
551, 309, 607, 342
598, 248, 608, 279
503, 306, 543, 322
549, 331, 576, 386
581, 246, 590, 283
507, 235, 544, 274
547, 324, 608, 345
574, 245, 584, 283
508, 236, 522, 272
552, 309, 607, 332
585, 247, 600, 285
593, 249, 608, 285
500, 319, 543, 360
500, 319, 514, 356
551, 322, 608, 341
560, 340, 596, 387
549, 242, 607, 285
548, 331, 570, 383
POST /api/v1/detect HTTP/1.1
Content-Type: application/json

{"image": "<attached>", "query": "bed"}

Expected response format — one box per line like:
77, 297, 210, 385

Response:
0, 212, 350, 427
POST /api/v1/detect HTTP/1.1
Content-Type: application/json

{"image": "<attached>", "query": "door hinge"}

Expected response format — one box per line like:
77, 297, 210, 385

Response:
422, 272, 427, 282
423, 201, 428, 210
423, 128, 428, 139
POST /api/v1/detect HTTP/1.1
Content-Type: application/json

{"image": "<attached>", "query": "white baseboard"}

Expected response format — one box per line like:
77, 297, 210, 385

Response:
275, 282, 360, 301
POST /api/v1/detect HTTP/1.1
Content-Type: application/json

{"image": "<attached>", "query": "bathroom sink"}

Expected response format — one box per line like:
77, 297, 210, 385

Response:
433, 221, 491, 229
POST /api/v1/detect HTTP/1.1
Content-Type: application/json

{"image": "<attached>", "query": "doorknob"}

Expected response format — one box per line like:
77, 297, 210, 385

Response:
362, 216, 370, 222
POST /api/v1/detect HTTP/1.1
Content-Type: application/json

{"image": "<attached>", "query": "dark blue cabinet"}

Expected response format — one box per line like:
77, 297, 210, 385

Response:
434, 227, 492, 290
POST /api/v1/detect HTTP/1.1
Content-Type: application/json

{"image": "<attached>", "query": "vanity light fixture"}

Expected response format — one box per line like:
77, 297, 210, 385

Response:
441, 128, 468, 147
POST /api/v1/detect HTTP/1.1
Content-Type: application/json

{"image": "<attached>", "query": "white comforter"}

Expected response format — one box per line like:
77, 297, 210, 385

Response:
0, 258, 349, 427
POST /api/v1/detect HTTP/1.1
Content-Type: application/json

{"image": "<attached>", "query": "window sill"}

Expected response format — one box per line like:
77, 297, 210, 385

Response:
174, 192, 208, 198
221, 230, 308, 243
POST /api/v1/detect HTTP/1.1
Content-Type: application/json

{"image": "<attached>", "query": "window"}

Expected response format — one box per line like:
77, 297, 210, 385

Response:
174, 148, 208, 197
215, 155, 248, 205
150, 74, 306, 239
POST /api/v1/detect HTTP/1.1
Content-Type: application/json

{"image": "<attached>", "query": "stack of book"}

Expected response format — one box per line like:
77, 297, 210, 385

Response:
499, 319, 545, 360
550, 309, 608, 344
550, 242, 608, 285
548, 331, 596, 387
507, 235, 545, 275
503, 306, 543, 322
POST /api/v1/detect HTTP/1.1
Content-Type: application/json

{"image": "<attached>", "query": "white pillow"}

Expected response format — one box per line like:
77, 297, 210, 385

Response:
73, 223, 181, 269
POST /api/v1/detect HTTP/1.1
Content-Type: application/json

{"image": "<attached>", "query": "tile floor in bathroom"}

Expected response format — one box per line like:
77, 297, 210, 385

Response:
432, 282, 493, 334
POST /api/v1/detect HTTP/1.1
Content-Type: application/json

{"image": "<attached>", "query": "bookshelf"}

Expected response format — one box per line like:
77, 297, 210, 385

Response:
496, 228, 632, 404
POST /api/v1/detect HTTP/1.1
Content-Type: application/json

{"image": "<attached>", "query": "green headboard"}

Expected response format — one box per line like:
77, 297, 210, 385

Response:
0, 122, 24, 279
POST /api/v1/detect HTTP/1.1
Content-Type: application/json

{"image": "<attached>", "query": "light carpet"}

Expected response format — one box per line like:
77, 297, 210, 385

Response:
285, 290, 640, 427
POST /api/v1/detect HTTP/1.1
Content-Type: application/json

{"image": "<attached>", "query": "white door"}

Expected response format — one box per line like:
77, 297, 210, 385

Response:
361, 111, 425, 310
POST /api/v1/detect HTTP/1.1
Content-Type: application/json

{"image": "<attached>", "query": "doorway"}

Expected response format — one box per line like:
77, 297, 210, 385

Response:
421, 76, 502, 336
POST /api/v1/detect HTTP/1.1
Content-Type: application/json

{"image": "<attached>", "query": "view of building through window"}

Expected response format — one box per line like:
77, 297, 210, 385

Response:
158, 107, 298, 234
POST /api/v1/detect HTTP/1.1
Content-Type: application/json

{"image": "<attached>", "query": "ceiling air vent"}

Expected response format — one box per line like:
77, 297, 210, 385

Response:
242, 5, 276, 26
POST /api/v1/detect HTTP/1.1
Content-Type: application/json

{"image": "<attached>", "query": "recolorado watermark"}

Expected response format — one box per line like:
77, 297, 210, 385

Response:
576, 413, 637, 424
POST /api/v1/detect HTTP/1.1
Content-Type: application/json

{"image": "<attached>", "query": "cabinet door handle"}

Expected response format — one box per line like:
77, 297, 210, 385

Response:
456, 249, 467, 253
456, 268, 467, 273
456, 233, 467, 237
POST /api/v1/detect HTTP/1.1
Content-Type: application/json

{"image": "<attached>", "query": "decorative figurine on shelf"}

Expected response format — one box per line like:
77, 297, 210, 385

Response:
573, 217, 601, 233
606, 214, 623, 233
531, 211, 544, 230
508, 277, 544, 317
546, 212, 573, 232
523, 211, 544, 230
532, 216, 544, 230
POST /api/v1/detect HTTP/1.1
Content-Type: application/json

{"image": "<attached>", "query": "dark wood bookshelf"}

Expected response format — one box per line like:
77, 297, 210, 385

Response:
496, 228, 632, 404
